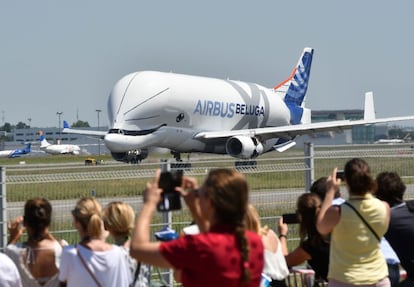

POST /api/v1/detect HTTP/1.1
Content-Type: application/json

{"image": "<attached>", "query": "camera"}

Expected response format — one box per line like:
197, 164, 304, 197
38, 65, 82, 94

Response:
336, 170, 345, 180
156, 169, 183, 212
282, 213, 299, 224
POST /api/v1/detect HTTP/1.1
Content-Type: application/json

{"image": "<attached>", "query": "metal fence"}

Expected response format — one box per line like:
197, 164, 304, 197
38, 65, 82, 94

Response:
1, 143, 414, 285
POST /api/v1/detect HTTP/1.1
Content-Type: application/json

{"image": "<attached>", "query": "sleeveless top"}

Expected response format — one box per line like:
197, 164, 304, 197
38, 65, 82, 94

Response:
262, 236, 289, 280
329, 193, 389, 284
5, 240, 62, 287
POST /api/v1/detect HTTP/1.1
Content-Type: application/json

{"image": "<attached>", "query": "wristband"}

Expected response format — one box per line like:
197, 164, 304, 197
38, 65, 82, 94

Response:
279, 234, 287, 239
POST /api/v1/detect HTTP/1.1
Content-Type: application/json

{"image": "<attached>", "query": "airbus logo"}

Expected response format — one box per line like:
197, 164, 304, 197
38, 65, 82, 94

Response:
193, 100, 265, 118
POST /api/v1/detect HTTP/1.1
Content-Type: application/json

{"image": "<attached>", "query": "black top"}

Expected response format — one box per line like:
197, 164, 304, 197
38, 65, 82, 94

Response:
385, 201, 414, 280
301, 239, 330, 281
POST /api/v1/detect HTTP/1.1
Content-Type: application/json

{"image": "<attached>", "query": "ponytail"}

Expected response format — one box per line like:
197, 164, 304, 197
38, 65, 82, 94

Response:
72, 197, 103, 239
235, 222, 251, 284
204, 169, 252, 284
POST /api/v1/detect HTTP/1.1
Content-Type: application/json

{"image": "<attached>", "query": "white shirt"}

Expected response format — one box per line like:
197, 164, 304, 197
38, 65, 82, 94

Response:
59, 244, 131, 287
262, 236, 290, 280
0, 252, 22, 287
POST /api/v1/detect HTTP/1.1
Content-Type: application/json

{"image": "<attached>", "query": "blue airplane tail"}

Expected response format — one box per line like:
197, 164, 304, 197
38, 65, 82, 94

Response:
274, 47, 313, 125
24, 143, 31, 153
38, 130, 50, 147
63, 120, 70, 128
9, 143, 31, 158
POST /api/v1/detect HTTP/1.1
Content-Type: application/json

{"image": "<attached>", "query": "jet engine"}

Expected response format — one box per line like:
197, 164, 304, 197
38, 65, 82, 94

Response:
225, 136, 264, 159
111, 149, 149, 164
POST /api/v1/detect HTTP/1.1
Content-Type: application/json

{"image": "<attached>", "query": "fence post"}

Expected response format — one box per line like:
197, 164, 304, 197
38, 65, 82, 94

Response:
159, 160, 174, 286
0, 167, 6, 251
304, 142, 314, 192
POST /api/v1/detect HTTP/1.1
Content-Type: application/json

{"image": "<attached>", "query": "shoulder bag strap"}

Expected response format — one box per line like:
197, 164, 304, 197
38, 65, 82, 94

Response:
343, 201, 381, 242
76, 244, 103, 287
131, 261, 141, 287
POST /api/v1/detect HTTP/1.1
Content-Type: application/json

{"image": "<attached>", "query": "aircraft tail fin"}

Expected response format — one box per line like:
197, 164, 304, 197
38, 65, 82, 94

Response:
274, 47, 313, 125
39, 130, 50, 147
63, 120, 70, 128
364, 91, 376, 121
24, 143, 31, 153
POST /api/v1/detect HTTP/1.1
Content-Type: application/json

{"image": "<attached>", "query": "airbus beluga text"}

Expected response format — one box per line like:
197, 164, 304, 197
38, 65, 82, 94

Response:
63, 47, 414, 163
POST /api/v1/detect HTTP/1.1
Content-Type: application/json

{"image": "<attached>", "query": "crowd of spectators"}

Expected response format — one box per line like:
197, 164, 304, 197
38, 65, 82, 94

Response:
1, 158, 413, 287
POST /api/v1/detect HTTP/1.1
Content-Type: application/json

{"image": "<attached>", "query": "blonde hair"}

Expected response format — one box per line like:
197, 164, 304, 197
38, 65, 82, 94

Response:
244, 204, 268, 236
244, 204, 260, 234
102, 201, 135, 237
71, 197, 103, 239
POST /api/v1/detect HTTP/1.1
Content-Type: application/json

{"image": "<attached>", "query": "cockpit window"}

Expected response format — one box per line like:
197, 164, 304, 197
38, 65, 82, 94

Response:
108, 124, 166, 136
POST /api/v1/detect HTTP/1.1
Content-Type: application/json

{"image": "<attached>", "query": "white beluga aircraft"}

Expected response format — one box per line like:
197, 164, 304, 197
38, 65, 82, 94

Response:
63, 47, 414, 163
39, 131, 81, 155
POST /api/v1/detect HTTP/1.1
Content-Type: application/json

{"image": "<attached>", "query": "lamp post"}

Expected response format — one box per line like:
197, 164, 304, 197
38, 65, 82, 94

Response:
96, 109, 102, 156
56, 112, 63, 144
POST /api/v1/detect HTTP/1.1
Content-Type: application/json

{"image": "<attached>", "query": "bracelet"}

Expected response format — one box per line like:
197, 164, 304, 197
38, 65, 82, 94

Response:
279, 234, 287, 239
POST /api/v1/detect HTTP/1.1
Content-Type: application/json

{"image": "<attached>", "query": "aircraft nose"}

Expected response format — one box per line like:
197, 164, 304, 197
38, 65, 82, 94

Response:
104, 133, 140, 152
104, 133, 125, 152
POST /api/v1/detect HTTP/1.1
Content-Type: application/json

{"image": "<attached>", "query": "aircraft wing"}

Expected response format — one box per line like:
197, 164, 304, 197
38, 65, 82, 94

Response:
62, 127, 107, 139
62, 120, 107, 139
194, 116, 414, 140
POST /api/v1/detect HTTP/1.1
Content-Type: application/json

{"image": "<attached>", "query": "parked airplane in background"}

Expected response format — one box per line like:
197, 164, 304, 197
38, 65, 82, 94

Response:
375, 139, 405, 144
39, 131, 81, 155
374, 133, 411, 144
0, 143, 31, 158
63, 47, 414, 163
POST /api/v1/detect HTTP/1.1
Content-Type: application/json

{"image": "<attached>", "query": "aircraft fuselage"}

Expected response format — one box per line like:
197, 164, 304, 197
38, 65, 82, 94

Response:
105, 71, 290, 154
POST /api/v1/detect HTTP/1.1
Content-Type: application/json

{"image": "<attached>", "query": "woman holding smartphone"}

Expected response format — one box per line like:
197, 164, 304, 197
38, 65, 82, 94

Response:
130, 168, 264, 287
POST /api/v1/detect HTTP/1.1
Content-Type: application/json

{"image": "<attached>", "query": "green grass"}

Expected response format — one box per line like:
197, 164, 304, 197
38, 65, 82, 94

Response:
4, 145, 414, 202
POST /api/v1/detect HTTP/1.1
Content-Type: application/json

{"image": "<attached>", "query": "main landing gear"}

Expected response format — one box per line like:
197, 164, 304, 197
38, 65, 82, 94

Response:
170, 151, 192, 170
234, 160, 257, 169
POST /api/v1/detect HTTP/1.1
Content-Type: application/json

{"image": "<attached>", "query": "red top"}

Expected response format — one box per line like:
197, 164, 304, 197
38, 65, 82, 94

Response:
160, 224, 264, 287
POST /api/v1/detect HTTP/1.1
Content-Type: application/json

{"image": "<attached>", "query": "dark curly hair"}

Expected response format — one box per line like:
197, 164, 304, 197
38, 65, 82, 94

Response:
376, 171, 406, 206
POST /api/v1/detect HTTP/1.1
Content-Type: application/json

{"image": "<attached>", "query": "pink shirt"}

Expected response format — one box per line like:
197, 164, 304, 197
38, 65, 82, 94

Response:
160, 224, 264, 287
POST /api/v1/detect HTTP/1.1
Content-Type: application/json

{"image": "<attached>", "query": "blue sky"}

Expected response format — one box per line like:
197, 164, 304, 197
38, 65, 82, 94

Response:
1, 1, 414, 128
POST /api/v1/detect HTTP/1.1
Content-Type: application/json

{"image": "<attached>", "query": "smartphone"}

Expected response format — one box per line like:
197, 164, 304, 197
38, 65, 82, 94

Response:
282, 213, 299, 224
336, 170, 345, 180
156, 170, 183, 212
